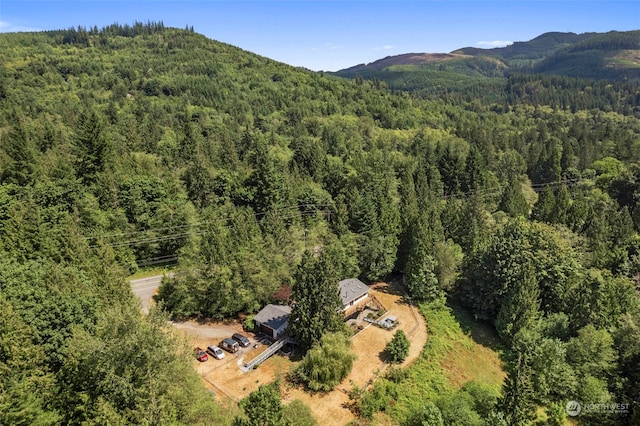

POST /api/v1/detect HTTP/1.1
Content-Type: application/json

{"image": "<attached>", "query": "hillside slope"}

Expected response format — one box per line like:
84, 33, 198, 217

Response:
333, 30, 640, 81
2, 23, 640, 426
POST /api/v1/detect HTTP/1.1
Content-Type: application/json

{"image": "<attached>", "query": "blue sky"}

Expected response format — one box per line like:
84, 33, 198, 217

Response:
1, 1, 638, 71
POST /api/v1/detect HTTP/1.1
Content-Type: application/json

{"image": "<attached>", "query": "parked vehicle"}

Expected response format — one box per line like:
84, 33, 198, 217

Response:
221, 337, 240, 353
232, 333, 251, 347
194, 347, 208, 362
207, 345, 225, 360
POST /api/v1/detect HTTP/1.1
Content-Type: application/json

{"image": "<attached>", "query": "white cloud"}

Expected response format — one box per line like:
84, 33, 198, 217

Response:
476, 40, 513, 48
0, 20, 41, 33
372, 45, 395, 51
312, 42, 342, 52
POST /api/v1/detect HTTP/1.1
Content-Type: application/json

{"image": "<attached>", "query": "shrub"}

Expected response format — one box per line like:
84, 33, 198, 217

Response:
296, 333, 355, 392
243, 314, 255, 332
385, 330, 410, 363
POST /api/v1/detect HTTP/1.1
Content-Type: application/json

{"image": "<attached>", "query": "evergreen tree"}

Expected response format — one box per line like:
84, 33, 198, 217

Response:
405, 212, 443, 302
500, 334, 536, 426
0, 295, 60, 425
289, 250, 344, 351
498, 177, 529, 217
531, 185, 556, 223
1, 119, 36, 186
495, 261, 541, 344
385, 329, 410, 363
250, 138, 288, 212
73, 107, 111, 185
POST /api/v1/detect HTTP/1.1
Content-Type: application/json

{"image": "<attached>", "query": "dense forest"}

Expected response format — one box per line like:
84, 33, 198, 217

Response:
1, 22, 640, 425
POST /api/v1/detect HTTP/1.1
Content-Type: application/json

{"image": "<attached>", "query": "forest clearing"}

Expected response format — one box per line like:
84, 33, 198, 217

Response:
175, 280, 427, 424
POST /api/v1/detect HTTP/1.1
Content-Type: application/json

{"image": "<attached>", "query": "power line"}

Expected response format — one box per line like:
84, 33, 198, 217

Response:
85, 203, 333, 242
90, 205, 334, 266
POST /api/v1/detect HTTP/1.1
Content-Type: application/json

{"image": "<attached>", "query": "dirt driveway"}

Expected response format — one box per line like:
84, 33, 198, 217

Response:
175, 280, 427, 424
284, 280, 427, 425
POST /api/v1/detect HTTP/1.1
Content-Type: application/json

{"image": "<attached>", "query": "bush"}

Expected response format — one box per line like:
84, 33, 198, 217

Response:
385, 330, 410, 363
358, 379, 399, 418
282, 399, 318, 426
296, 333, 355, 392
243, 314, 255, 332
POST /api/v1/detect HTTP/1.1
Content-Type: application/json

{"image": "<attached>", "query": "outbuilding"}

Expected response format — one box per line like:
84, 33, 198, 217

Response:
254, 304, 292, 339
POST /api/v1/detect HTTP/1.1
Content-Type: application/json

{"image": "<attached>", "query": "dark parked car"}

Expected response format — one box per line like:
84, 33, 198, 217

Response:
232, 333, 250, 347
221, 338, 240, 353
194, 347, 208, 362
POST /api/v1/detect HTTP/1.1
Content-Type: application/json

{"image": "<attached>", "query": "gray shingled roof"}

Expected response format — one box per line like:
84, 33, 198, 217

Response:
254, 304, 291, 331
338, 278, 369, 307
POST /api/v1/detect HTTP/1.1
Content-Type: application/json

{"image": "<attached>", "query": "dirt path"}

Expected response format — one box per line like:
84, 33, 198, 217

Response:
284, 280, 428, 425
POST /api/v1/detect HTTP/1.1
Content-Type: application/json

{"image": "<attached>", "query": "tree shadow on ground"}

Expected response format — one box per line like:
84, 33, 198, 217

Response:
447, 299, 505, 354
378, 348, 390, 363
370, 273, 415, 307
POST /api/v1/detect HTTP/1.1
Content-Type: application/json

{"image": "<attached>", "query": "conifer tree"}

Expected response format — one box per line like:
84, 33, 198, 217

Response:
385, 329, 410, 363
531, 185, 556, 223
289, 250, 344, 351
2, 119, 35, 186
73, 107, 110, 185
498, 178, 529, 217
405, 210, 444, 302
495, 261, 541, 344
501, 335, 536, 426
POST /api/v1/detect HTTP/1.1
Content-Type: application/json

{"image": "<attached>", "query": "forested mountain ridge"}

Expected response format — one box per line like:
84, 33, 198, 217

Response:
334, 30, 640, 82
2, 22, 640, 425
454, 31, 596, 63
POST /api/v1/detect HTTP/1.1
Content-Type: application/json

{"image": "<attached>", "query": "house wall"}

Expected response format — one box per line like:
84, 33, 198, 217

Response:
257, 320, 289, 339
342, 293, 369, 312
258, 322, 275, 339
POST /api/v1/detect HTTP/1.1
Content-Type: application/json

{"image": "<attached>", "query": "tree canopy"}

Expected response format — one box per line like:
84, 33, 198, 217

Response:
1, 22, 640, 424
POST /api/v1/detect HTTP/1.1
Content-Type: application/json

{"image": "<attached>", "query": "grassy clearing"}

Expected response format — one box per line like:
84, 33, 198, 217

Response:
363, 298, 505, 424
445, 302, 506, 388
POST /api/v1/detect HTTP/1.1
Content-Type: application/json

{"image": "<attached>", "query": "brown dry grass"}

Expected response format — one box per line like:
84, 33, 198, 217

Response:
283, 280, 427, 425
179, 280, 428, 425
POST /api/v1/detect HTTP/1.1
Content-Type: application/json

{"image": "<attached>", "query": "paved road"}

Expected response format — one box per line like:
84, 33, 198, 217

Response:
130, 274, 172, 313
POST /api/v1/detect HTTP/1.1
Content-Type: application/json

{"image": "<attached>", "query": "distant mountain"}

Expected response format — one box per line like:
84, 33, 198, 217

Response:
533, 30, 640, 79
453, 31, 595, 66
338, 52, 469, 73
333, 30, 640, 81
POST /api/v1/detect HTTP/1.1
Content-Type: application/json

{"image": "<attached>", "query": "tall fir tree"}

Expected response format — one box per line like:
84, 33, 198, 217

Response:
501, 336, 536, 426
289, 250, 344, 351
495, 261, 541, 344
2, 119, 36, 186
73, 107, 111, 185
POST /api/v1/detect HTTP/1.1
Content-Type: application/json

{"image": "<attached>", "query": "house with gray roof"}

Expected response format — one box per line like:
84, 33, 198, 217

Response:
338, 278, 369, 312
254, 304, 292, 339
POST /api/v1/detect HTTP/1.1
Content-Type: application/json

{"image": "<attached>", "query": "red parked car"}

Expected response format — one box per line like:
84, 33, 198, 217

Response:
194, 347, 209, 362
